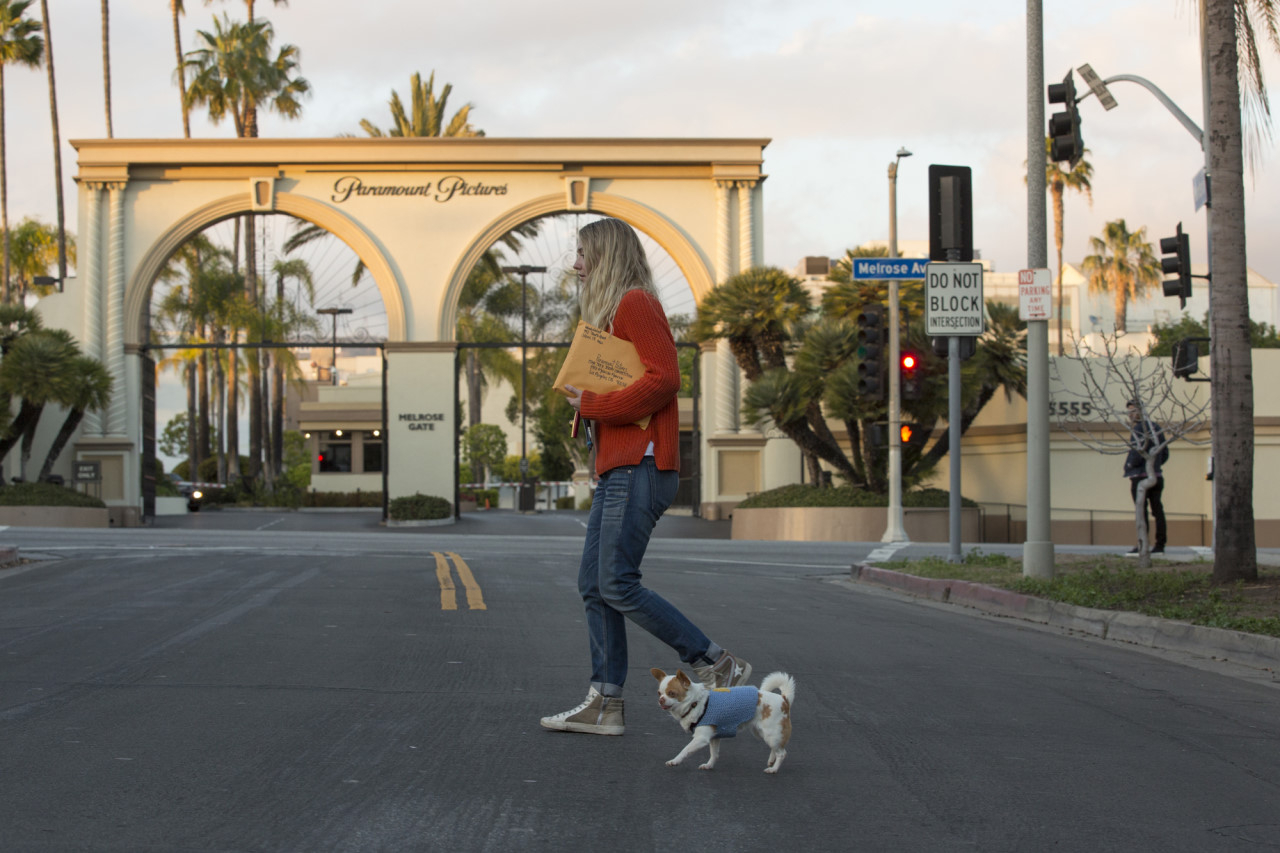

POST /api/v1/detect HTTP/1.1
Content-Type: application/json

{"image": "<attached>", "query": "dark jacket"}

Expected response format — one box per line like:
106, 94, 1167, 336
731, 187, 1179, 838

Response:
1124, 420, 1169, 480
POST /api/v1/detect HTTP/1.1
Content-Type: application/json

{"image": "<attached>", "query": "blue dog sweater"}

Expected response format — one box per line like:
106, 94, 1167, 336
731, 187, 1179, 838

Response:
696, 686, 759, 738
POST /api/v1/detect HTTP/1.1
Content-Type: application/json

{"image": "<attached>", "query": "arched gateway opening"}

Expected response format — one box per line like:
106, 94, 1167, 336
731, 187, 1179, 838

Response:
55, 137, 768, 525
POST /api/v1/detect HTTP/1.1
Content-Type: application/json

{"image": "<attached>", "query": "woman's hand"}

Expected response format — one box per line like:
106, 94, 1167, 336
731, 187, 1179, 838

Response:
563, 384, 583, 412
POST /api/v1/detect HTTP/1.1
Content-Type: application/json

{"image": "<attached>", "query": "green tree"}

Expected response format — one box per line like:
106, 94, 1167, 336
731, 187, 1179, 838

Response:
0, 328, 75, 480
36, 355, 111, 482
263, 257, 316, 484
359, 70, 483, 139
462, 424, 507, 485
1147, 312, 1280, 355
693, 265, 850, 486
0, 0, 42, 303
7, 217, 73, 301
185, 12, 309, 485
1080, 219, 1161, 333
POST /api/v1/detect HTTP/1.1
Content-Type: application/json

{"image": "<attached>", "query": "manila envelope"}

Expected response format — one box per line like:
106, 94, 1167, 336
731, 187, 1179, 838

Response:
553, 321, 652, 430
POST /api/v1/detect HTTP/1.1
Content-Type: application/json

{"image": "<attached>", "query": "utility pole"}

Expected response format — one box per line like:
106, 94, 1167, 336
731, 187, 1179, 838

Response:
1024, 0, 1055, 579
884, 146, 912, 544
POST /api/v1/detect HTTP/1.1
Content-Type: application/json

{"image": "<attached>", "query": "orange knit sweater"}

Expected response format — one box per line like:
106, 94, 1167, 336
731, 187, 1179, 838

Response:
579, 290, 681, 476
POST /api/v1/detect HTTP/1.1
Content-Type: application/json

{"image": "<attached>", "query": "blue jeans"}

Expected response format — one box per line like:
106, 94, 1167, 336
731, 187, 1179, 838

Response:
578, 458, 717, 697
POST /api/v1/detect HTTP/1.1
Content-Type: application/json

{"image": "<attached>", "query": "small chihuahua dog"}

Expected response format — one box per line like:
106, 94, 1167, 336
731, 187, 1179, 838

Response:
650, 667, 795, 774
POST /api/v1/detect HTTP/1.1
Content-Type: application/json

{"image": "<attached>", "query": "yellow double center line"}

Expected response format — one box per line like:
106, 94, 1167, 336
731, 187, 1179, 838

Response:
432, 551, 486, 611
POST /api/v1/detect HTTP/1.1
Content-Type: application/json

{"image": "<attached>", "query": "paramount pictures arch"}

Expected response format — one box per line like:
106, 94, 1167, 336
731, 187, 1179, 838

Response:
57, 137, 792, 525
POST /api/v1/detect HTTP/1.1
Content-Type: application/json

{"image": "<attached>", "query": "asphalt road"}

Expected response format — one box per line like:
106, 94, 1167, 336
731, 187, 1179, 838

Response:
2, 514, 1279, 852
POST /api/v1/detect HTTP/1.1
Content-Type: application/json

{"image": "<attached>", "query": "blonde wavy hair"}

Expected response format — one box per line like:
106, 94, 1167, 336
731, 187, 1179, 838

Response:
577, 218, 662, 329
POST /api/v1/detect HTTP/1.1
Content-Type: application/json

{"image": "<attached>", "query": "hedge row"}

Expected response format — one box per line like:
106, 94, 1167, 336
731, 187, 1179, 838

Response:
735, 484, 976, 510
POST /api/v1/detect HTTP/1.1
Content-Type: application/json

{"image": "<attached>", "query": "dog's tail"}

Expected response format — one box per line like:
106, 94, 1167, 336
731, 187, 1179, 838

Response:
760, 671, 795, 707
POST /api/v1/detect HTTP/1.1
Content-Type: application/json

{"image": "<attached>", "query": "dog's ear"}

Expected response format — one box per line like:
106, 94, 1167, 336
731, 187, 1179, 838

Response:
675, 670, 691, 686
650, 668, 667, 681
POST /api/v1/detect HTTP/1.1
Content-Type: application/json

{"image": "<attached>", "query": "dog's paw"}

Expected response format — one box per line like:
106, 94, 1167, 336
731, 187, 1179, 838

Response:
764, 765, 779, 774
665, 759, 681, 767
698, 763, 715, 770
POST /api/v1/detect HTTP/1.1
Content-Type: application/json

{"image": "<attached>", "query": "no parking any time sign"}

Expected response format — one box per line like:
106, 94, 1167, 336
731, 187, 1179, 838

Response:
925, 262, 985, 336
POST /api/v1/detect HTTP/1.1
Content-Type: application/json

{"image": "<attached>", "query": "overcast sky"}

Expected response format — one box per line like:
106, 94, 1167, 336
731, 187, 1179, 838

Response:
8, 0, 1279, 289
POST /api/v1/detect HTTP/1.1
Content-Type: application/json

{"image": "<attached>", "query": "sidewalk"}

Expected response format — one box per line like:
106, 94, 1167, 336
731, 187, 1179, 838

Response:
851, 561, 1280, 676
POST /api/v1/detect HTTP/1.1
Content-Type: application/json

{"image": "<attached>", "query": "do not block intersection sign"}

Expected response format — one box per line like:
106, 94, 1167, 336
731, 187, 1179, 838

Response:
925, 262, 985, 336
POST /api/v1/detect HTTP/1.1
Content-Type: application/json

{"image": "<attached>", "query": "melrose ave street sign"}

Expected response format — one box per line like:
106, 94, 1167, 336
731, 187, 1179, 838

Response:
925, 262, 985, 336
851, 258, 930, 280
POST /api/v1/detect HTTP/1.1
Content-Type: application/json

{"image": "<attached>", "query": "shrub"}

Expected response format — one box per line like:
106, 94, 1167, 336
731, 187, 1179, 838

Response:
579, 492, 594, 511
0, 482, 106, 508
389, 493, 452, 521
303, 490, 383, 508
555, 495, 576, 510
735, 484, 976, 510
459, 488, 499, 507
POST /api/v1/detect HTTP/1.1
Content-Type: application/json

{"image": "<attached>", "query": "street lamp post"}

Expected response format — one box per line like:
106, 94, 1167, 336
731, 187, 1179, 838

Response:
884, 146, 912, 543
501, 264, 546, 511
317, 307, 352, 386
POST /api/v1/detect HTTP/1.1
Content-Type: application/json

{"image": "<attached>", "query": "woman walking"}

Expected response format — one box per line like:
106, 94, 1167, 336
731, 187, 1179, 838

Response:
540, 217, 750, 736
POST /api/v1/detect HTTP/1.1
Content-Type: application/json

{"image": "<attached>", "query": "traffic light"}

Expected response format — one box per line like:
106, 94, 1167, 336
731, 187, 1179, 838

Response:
901, 349, 923, 400
855, 306, 886, 401
1160, 222, 1192, 309
1047, 70, 1083, 167
900, 423, 914, 444
1172, 338, 1199, 380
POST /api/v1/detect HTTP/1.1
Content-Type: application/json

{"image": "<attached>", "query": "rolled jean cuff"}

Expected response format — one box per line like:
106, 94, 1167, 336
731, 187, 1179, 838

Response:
592, 681, 624, 698
696, 643, 723, 666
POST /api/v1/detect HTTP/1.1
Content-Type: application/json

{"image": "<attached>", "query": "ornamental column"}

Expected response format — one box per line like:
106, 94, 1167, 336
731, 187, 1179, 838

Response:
737, 180, 757, 272
105, 181, 128, 436
715, 179, 735, 282
81, 183, 105, 437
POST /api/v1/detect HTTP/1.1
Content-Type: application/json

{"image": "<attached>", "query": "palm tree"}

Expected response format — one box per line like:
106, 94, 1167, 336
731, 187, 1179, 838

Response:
1080, 219, 1160, 333
37, 355, 111, 482
171, 1, 190, 136
692, 266, 854, 486
1040, 137, 1092, 355
265, 256, 315, 481
185, 13, 309, 484
100, 0, 111, 136
0, 328, 76, 480
7, 217, 73, 302
1204, 0, 1259, 581
359, 70, 483, 139
0, 0, 42, 303
37, 0, 66, 283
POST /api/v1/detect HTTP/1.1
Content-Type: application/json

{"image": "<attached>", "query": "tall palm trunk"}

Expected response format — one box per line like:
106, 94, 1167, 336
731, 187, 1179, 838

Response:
214, 336, 226, 483
246, 213, 262, 486
1113, 280, 1127, 333
100, 0, 111, 136
170, 0, 189, 137
1205, 0, 1257, 581
2, 63, 10, 303
226, 336, 239, 483
198, 343, 210, 460
186, 360, 197, 479
38, 0, 65, 282
272, 272, 285, 480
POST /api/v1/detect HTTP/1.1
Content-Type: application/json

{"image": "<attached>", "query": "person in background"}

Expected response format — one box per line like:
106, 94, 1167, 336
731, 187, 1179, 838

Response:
540, 217, 751, 736
1124, 399, 1168, 554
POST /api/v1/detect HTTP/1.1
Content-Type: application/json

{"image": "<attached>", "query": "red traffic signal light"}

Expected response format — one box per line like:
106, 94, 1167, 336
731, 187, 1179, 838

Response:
901, 350, 923, 400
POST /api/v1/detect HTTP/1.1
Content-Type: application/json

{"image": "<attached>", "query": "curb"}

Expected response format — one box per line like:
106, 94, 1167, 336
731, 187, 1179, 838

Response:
852, 564, 1280, 673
